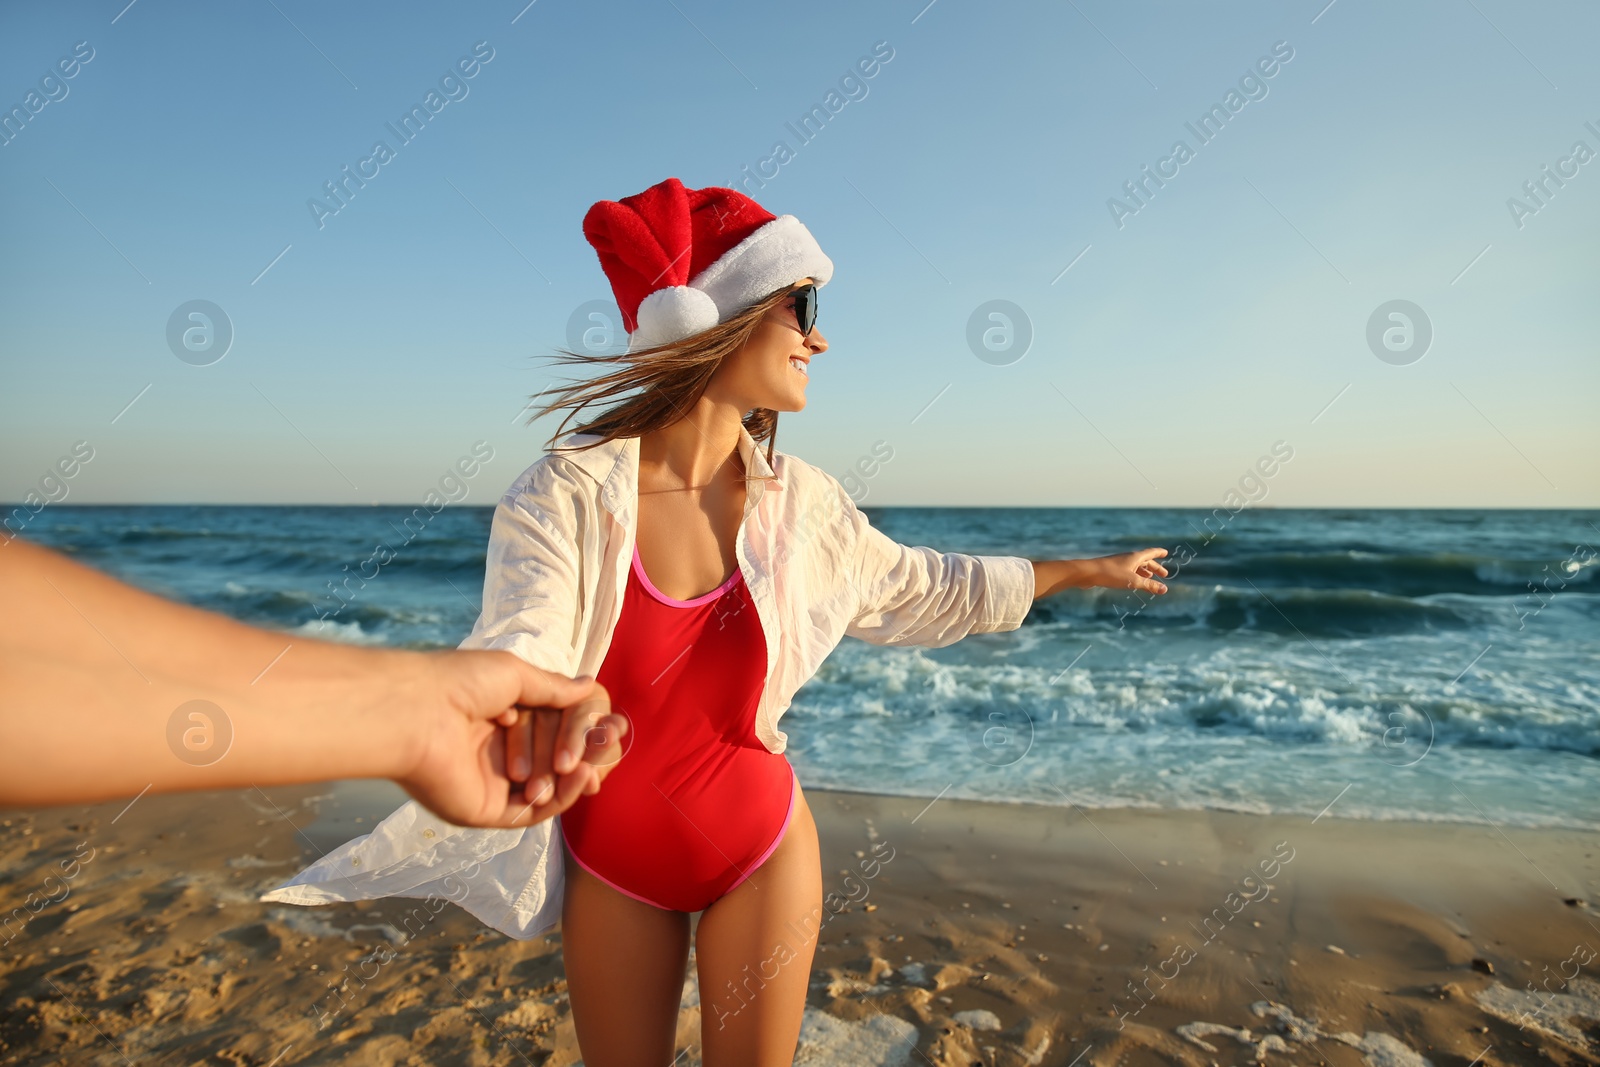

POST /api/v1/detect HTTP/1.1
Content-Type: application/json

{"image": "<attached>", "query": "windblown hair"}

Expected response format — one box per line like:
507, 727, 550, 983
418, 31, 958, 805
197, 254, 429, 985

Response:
526, 283, 797, 480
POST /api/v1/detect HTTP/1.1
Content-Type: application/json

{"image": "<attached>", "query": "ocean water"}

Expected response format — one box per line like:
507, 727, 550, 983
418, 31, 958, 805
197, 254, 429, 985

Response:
19, 505, 1599, 831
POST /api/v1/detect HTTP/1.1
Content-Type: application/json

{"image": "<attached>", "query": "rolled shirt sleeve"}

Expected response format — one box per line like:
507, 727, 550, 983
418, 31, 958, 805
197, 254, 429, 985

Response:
836, 478, 1035, 647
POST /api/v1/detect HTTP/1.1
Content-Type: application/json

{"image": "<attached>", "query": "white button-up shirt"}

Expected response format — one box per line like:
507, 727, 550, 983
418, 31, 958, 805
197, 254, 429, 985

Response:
261, 426, 1035, 938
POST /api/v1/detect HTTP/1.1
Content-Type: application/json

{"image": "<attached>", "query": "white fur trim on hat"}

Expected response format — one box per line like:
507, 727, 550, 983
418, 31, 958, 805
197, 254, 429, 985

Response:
626, 214, 833, 353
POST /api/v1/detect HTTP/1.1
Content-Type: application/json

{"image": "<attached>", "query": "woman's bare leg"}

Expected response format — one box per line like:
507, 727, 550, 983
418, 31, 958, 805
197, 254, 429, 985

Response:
561, 837, 691, 1066
694, 782, 823, 1066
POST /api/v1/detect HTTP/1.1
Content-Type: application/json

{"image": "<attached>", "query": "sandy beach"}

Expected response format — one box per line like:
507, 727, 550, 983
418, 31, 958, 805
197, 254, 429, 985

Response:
2, 781, 1596, 1066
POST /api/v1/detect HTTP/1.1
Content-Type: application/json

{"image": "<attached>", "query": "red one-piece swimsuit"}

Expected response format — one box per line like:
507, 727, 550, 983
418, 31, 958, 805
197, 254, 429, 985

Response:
558, 542, 797, 912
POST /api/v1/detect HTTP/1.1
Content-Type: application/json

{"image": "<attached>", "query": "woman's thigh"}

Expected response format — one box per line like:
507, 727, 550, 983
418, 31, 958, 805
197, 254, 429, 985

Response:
560, 835, 692, 1067
694, 782, 823, 1067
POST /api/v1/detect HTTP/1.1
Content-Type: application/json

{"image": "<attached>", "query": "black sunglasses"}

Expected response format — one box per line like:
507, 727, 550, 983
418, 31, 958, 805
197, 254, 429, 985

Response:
787, 283, 818, 337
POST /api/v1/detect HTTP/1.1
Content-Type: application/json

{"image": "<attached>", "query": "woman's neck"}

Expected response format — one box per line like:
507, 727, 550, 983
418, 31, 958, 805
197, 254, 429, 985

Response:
638, 398, 745, 491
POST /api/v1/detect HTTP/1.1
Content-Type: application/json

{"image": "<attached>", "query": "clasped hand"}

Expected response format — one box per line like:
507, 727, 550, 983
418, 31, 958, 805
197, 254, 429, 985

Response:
403, 650, 629, 830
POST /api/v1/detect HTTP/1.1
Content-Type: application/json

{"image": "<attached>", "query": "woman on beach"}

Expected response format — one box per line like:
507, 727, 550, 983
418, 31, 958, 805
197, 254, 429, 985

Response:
266, 176, 1170, 1065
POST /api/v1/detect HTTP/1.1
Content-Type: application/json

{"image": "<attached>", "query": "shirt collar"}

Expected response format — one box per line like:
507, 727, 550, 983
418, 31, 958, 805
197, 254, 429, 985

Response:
549, 423, 784, 502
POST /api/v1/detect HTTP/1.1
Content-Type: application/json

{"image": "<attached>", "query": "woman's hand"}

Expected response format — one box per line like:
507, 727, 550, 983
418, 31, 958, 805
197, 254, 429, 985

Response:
502, 679, 630, 812
1031, 548, 1171, 600
399, 651, 629, 829
1087, 547, 1170, 595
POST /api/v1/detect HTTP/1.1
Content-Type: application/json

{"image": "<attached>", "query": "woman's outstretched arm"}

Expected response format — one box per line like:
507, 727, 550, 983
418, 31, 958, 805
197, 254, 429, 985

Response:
0, 536, 624, 826
1031, 548, 1170, 599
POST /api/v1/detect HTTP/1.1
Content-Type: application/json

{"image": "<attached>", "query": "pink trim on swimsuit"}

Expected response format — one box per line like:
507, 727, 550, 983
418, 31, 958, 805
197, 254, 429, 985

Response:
631, 543, 742, 607
559, 815, 678, 911
719, 762, 799, 896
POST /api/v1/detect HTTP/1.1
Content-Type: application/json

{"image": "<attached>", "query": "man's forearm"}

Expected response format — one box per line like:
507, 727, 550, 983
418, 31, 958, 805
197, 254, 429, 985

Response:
0, 641, 431, 808
0, 537, 431, 807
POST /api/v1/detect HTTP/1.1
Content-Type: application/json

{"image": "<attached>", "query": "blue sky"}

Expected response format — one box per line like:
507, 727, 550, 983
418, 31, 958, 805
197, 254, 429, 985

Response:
2, 0, 1596, 507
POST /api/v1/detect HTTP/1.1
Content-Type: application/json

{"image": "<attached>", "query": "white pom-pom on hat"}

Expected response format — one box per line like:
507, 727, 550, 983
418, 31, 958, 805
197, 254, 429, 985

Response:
627, 285, 721, 353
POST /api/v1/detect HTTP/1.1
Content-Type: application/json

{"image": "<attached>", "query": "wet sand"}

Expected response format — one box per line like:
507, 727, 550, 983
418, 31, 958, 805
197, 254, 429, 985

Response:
2, 781, 1597, 1066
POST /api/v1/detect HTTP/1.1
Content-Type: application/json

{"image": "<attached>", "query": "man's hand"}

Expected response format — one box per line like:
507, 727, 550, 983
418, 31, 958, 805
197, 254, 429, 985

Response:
398, 650, 628, 829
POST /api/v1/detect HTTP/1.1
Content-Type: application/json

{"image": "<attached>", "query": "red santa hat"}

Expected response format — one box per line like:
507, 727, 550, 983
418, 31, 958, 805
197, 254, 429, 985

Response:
582, 177, 833, 353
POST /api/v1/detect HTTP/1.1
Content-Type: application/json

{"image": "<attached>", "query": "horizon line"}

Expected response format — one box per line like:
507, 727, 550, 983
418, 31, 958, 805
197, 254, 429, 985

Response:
6, 502, 1596, 512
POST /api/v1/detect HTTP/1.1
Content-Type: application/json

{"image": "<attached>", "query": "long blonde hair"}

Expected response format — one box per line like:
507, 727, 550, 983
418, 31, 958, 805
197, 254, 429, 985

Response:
526, 283, 797, 478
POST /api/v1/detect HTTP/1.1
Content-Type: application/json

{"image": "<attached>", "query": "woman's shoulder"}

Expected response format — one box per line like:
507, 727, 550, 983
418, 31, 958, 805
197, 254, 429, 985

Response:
778, 443, 881, 498
768, 449, 844, 502
498, 434, 615, 512
766, 449, 860, 541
